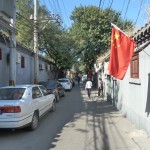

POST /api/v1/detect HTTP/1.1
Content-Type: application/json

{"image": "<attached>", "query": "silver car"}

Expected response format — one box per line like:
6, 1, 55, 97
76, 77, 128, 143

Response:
58, 78, 72, 91
0, 85, 56, 130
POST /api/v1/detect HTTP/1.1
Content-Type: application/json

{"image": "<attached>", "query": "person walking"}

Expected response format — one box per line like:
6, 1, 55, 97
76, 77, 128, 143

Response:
98, 78, 104, 97
77, 76, 81, 85
85, 78, 92, 98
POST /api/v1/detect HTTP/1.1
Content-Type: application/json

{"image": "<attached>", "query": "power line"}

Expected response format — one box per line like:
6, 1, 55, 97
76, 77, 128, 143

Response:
99, 0, 103, 9
123, 0, 131, 21
101, 0, 105, 10
16, 13, 34, 32
109, 0, 113, 10
16, 12, 34, 24
56, 0, 63, 19
134, 0, 144, 26
50, 0, 64, 25
16, 19, 33, 29
40, 0, 51, 14
61, 0, 70, 25
104, 0, 114, 20
121, 0, 126, 13
107, 0, 111, 8
51, 0, 58, 13
40, 0, 62, 25
47, 0, 55, 13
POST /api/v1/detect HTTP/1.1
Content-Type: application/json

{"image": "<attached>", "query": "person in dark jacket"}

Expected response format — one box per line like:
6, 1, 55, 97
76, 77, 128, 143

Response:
98, 78, 103, 97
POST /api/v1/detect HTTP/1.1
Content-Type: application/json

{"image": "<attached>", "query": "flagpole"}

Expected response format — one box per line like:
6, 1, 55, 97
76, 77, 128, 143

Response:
111, 23, 129, 37
108, 23, 136, 80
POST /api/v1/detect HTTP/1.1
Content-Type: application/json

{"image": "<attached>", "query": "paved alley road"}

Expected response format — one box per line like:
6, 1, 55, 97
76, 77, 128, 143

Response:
0, 84, 149, 150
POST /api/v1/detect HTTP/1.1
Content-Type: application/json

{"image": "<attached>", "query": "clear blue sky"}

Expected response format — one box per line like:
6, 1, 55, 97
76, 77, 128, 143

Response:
40, 0, 149, 28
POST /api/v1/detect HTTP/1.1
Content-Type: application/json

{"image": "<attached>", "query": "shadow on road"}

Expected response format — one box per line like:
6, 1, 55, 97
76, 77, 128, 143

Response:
50, 84, 129, 150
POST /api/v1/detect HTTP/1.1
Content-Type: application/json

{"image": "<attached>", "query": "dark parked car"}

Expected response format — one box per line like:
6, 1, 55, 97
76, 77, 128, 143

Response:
38, 80, 65, 102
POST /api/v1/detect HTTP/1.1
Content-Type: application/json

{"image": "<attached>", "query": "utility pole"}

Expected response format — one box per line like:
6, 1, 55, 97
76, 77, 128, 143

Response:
9, 0, 16, 85
34, 0, 39, 84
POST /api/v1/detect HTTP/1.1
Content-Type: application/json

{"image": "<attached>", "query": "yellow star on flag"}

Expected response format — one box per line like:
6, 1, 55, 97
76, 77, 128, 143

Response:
118, 44, 120, 48
114, 33, 119, 40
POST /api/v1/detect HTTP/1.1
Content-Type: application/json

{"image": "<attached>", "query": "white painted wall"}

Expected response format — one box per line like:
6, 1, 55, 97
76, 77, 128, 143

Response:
0, 41, 56, 86
107, 45, 150, 134
0, 44, 9, 86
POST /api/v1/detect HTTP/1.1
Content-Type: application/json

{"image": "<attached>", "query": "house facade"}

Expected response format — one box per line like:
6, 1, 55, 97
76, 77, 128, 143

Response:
0, 34, 56, 86
95, 23, 150, 134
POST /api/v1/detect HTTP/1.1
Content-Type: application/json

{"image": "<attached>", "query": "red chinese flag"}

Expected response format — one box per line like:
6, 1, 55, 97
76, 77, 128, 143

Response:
108, 26, 136, 80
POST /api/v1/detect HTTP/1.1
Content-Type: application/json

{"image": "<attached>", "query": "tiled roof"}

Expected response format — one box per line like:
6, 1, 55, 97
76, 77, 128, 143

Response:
133, 22, 150, 46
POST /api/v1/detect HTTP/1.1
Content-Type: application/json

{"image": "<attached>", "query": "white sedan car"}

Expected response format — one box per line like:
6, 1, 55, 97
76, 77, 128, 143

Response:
0, 84, 56, 130
58, 78, 72, 91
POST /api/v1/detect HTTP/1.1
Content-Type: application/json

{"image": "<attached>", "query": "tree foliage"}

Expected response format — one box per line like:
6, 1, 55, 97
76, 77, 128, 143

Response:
40, 23, 75, 69
69, 6, 134, 71
16, 0, 34, 47
16, 0, 74, 70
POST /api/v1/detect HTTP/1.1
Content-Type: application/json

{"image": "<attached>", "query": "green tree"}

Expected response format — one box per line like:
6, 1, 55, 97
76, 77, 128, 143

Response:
16, 0, 34, 47
69, 6, 134, 71
16, 1, 74, 73
39, 22, 75, 70
16, 0, 50, 47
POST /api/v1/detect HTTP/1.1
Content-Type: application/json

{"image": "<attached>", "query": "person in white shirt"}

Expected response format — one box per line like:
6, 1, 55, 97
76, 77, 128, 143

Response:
85, 78, 92, 98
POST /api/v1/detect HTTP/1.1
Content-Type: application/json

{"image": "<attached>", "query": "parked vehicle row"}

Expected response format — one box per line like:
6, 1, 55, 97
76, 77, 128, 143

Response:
81, 74, 87, 83
58, 78, 72, 91
0, 78, 75, 131
38, 80, 65, 102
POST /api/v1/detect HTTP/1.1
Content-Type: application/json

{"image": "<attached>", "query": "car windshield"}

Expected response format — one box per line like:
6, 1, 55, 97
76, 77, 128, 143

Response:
38, 82, 48, 88
0, 88, 25, 100
46, 82, 56, 89
58, 80, 68, 82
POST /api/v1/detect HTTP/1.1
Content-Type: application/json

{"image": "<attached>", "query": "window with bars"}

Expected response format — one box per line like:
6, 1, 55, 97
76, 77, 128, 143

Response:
130, 53, 139, 78
21, 56, 25, 68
